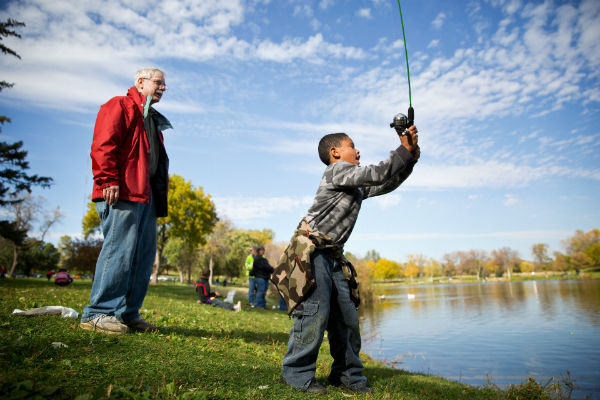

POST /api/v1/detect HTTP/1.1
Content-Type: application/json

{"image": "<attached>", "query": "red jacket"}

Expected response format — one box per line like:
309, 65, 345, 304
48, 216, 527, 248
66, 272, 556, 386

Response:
90, 86, 169, 217
91, 86, 164, 205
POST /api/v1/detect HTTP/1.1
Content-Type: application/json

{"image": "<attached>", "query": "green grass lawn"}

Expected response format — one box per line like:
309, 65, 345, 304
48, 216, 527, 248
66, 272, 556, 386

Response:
0, 278, 569, 399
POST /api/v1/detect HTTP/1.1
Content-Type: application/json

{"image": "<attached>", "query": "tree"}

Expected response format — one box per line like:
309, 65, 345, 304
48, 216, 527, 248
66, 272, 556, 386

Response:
151, 174, 217, 283
58, 235, 102, 275
18, 239, 59, 275
198, 219, 233, 283
82, 200, 101, 238
3, 194, 62, 277
442, 252, 459, 277
0, 19, 53, 264
163, 237, 199, 282
424, 258, 441, 281
552, 251, 570, 273
405, 254, 426, 278
0, 19, 52, 208
561, 229, 600, 272
531, 243, 551, 272
491, 247, 520, 280
365, 249, 381, 262
457, 250, 488, 280
372, 258, 402, 280
520, 260, 535, 273
221, 227, 274, 278
562, 229, 600, 255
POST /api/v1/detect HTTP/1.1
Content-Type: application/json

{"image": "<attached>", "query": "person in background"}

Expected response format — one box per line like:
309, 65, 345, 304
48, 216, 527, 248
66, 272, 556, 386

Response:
196, 268, 241, 312
245, 246, 257, 306
250, 245, 274, 309
54, 268, 74, 286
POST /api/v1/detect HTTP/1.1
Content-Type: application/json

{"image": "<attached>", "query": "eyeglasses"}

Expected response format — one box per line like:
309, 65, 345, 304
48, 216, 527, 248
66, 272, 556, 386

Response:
144, 78, 168, 90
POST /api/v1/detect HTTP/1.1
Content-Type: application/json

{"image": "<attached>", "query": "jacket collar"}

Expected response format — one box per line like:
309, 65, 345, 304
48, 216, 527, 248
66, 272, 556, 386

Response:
127, 86, 145, 111
127, 86, 173, 131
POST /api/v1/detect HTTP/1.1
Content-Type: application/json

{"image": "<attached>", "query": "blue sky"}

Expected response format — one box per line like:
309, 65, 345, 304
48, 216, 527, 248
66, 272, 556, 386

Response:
0, 0, 598, 263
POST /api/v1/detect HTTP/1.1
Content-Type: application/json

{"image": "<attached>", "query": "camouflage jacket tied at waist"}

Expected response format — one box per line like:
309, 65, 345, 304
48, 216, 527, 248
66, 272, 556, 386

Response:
271, 219, 360, 315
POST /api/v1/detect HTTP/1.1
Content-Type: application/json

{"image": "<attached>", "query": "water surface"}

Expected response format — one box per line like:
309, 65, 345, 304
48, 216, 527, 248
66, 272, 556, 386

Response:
359, 279, 600, 399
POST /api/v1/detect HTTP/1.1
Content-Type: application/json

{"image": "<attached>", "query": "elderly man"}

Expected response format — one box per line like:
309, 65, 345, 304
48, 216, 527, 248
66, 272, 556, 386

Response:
80, 68, 172, 334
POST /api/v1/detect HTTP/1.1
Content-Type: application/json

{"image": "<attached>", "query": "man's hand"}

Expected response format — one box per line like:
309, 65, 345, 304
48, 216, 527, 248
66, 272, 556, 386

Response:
103, 185, 119, 205
399, 125, 419, 153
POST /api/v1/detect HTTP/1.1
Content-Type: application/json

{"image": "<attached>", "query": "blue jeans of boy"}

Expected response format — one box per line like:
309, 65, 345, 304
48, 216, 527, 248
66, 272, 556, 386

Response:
248, 277, 256, 305
281, 249, 366, 390
81, 197, 156, 324
254, 277, 269, 308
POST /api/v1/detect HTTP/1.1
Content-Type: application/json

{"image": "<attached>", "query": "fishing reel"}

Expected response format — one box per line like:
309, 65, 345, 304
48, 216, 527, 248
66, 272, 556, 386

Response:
389, 106, 414, 134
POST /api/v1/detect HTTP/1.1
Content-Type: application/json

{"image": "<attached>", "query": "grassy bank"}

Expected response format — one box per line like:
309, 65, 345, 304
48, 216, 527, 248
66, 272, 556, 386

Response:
0, 279, 571, 399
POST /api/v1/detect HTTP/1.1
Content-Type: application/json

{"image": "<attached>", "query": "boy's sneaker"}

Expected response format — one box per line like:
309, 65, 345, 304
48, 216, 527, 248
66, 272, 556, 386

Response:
125, 317, 158, 332
327, 376, 372, 394
79, 315, 129, 334
304, 379, 327, 394
280, 377, 327, 394
233, 301, 242, 312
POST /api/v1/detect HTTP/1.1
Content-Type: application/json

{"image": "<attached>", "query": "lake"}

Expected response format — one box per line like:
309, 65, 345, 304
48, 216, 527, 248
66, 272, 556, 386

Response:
359, 279, 600, 399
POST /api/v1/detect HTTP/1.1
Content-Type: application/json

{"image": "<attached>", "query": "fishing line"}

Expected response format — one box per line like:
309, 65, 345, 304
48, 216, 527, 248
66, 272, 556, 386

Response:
389, 0, 414, 131
397, 0, 411, 108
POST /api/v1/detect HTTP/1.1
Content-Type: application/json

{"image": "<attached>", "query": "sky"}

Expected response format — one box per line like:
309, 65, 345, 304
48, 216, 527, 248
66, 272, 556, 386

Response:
0, 0, 599, 263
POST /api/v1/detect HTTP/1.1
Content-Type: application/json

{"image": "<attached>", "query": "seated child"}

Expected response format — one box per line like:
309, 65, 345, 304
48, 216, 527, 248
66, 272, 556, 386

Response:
196, 268, 241, 312
54, 268, 74, 286
274, 125, 419, 394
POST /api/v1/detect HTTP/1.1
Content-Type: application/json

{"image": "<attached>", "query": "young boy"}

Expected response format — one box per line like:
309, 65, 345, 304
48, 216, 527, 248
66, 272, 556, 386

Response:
273, 125, 419, 394
196, 268, 242, 312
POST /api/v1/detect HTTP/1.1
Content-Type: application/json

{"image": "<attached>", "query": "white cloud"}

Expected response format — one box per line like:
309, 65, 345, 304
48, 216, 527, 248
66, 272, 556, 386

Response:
407, 161, 600, 190
214, 196, 313, 220
427, 39, 440, 49
293, 4, 313, 18
319, 0, 335, 10
354, 229, 572, 241
503, 194, 519, 206
0, 0, 367, 111
373, 193, 402, 209
357, 8, 372, 19
431, 12, 446, 29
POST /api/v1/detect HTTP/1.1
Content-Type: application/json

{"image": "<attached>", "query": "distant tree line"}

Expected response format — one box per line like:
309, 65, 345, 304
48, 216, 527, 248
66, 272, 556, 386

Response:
356, 229, 600, 282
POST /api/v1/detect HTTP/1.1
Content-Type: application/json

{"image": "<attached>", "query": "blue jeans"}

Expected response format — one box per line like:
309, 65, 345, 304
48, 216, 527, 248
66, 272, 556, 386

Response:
254, 277, 268, 308
279, 295, 287, 311
206, 299, 234, 311
281, 250, 366, 390
81, 197, 156, 323
248, 277, 256, 305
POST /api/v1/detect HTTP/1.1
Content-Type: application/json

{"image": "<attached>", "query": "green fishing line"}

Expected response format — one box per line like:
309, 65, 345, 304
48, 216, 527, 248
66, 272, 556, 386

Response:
397, 0, 412, 107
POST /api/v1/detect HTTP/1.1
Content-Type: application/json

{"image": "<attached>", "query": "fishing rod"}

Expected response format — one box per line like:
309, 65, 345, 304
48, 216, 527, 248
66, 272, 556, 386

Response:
390, 0, 414, 134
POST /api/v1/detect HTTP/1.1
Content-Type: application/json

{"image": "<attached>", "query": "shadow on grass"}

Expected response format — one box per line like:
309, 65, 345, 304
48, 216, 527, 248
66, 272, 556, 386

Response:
157, 325, 290, 344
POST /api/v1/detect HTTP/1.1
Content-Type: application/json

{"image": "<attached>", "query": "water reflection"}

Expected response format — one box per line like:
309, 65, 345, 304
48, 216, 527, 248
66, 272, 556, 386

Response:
360, 279, 600, 399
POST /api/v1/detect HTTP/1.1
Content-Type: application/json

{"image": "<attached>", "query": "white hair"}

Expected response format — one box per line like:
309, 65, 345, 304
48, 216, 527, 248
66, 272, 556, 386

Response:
134, 68, 165, 88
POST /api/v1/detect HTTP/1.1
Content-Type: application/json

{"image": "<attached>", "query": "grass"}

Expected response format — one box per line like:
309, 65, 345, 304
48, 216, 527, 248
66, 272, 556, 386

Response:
0, 278, 575, 399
